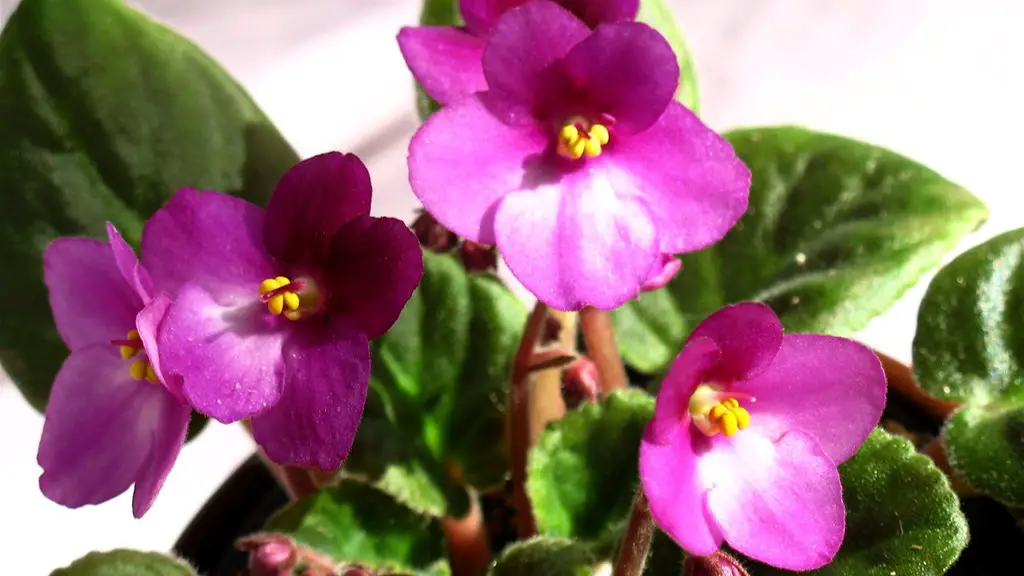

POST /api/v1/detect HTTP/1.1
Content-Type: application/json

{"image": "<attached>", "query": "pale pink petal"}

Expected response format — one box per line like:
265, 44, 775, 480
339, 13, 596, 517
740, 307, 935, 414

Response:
494, 162, 659, 310
688, 302, 783, 384
131, 394, 190, 518
734, 334, 886, 463
648, 338, 720, 445
106, 222, 154, 302
640, 419, 722, 556
638, 253, 681, 292
43, 238, 141, 351
408, 94, 548, 243
702, 430, 845, 571
398, 26, 487, 106
608, 103, 750, 254
251, 317, 370, 470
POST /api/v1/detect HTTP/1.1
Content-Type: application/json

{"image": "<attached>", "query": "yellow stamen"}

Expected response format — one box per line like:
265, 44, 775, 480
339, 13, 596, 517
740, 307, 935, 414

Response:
556, 120, 611, 160
688, 384, 753, 437
119, 329, 142, 359
129, 359, 148, 381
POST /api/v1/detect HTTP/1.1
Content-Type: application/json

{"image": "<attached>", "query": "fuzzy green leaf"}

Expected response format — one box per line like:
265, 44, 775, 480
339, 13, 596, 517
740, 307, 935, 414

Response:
51, 550, 195, 576
488, 537, 594, 576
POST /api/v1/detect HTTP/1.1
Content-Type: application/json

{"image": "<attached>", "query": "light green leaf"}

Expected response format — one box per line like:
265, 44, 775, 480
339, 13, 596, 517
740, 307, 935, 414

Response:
612, 126, 987, 374
265, 482, 450, 576
637, 0, 699, 113
944, 403, 1024, 506
0, 0, 297, 412
488, 537, 594, 576
51, 550, 195, 576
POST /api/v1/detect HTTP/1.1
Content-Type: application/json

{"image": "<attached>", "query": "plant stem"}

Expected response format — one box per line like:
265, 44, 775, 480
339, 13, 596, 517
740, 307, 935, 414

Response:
613, 490, 655, 576
871, 348, 961, 421
580, 307, 628, 395
241, 420, 320, 501
529, 310, 576, 442
509, 301, 550, 538
440, 491, 492, 576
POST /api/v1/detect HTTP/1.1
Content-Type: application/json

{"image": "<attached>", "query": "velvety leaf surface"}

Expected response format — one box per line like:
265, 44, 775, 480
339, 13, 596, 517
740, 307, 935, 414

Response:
944, 402, 1024, 506
0, 0, 297, 412
265, 482, 449, 575
612, 126, 987, 374
346, 252, 525, 516
488, 537, 593, 576
51, 550, 195, 576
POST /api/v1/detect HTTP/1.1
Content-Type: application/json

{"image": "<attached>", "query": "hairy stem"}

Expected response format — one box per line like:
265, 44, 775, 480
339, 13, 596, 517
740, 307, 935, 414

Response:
613, 490, 655, 576
529, 310, 577, 442
440, 492, 492, 576
241, 420, 320, 501
580, 307, 628, 394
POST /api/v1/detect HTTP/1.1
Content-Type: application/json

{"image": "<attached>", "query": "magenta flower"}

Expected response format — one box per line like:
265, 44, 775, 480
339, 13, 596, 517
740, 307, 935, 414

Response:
639, 303, 886, 570
407, 1, 750, 310
37, 223, 190, 518
142, 153, 423, 470
398, 0, 639, 107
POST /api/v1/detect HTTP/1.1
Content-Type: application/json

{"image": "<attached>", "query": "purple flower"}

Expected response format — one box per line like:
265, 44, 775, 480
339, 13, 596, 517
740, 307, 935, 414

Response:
142, 153, 423, 470
37, 223, 190, 518
399, 0, 639, 106
407, 1, 749, 310
639, 253, 682, 292
639, 303, 886, 570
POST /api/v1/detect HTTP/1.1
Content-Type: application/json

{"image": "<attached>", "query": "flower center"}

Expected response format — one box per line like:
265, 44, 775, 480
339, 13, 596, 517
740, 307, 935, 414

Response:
556, 116, 611, 160
109, 329, 158, 384
688, 384, 754, 437
259, 275, 321, 321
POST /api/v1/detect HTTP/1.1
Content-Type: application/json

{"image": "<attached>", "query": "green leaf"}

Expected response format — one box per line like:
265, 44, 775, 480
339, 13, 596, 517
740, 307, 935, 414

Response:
488, 537, 594, 576
527, 389, 654, 553
265, 482, 450, 576
0, 0, 298, 411
748, 429, 968, 576
944, 403, 1024, 506
347, 252, 526, 516
612, 126, 988, 374
414, 0, 462, 120
51, 550, 195, 576
637, 0, 700, 113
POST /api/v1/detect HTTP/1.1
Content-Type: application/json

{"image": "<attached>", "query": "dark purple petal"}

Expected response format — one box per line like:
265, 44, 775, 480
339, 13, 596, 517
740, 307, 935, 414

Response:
251, 316, 370, 470
735, 334, 886, 464
263, 153, 372, 267
702, 431, 845, 570
135, 294, 182, 400
142, 189, 276, 296
459, 0, 526, 35
397, 26, 488, 106
163, 284, 287, 423
106, 222, 154, 302
609, 102, 751, 254
493, 159, 660, 310
38, 345, 170, 512
687, 303, 783, 384
647, 337, 720, 445
44, 238, 141, 351
482, 1, 589, 113
558, 0, 639, 27
408, 94, 548, 243
562, 21, 677, 133
325, 216, 423, 339
131, 394, 190, 518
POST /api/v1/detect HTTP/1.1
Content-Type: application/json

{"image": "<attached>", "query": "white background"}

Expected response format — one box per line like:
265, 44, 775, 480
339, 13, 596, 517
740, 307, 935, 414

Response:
1, 1, 1023, 574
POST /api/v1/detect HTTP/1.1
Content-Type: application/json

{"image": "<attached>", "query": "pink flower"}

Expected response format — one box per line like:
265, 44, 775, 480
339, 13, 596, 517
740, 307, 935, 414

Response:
37, 223, 190, 518
399, 0, 639, 106
639, 303, 886, 570
408, 1, 749, 310
142, 153, 423, 469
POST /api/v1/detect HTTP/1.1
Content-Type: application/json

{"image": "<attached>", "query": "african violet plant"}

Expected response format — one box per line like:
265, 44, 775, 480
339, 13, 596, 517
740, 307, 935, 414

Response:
2, 0, 1019, 574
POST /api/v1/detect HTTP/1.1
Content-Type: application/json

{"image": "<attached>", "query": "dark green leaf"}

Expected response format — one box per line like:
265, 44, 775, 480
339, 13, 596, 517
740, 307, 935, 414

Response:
488, 537, 594, 576
0, 0, 297, 411
612, 126, 987, 373
637, 0, 699, 113
265, 482, 450, 575
50, 550, 195, 576
347, 252, 525, 516
748, 429, 968, 576
527, 389, 654, 553
944, 403, 1024, 506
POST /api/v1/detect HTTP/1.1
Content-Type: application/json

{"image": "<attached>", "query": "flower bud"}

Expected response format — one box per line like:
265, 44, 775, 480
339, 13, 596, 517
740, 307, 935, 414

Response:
683, 551, 749, 576
563, 357, 599, 408
238, 534, 297, 576
411, 210, 457, 252
459, 240, 498, 272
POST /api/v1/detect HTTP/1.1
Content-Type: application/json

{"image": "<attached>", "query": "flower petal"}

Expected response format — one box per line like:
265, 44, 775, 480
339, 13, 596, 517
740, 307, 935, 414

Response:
482, 1, 589, 113
459, 0, 524, 35
251, 316, 370, 470
562, 21, 677, 133
38, 345, 169, 510
325, 216, 424, 339
408, 94, 547, 243
263, 153, 372, 267
734, 334, 886, 464
688, 302, 783, 384
648, 337, 720, 445
640, 418, 723, 557
135, 293, 182, 399
609, 102, 750, 254
162, 283, 287, 423
106, 222, 154, 302
558, 0, 639, 27
639, 253, 681, 292
142, 188, 276, 296
131, 394, 190, 518
43, 238, 141, 351
702, 430, 845, 571
397, 26, 487, 106
493, 162, 659, 310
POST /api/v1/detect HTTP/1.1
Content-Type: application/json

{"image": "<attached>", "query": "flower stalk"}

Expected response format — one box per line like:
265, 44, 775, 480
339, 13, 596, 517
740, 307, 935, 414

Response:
439, 492, 492, 576
613, 490, 656, 576
580, 307, 629, 395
